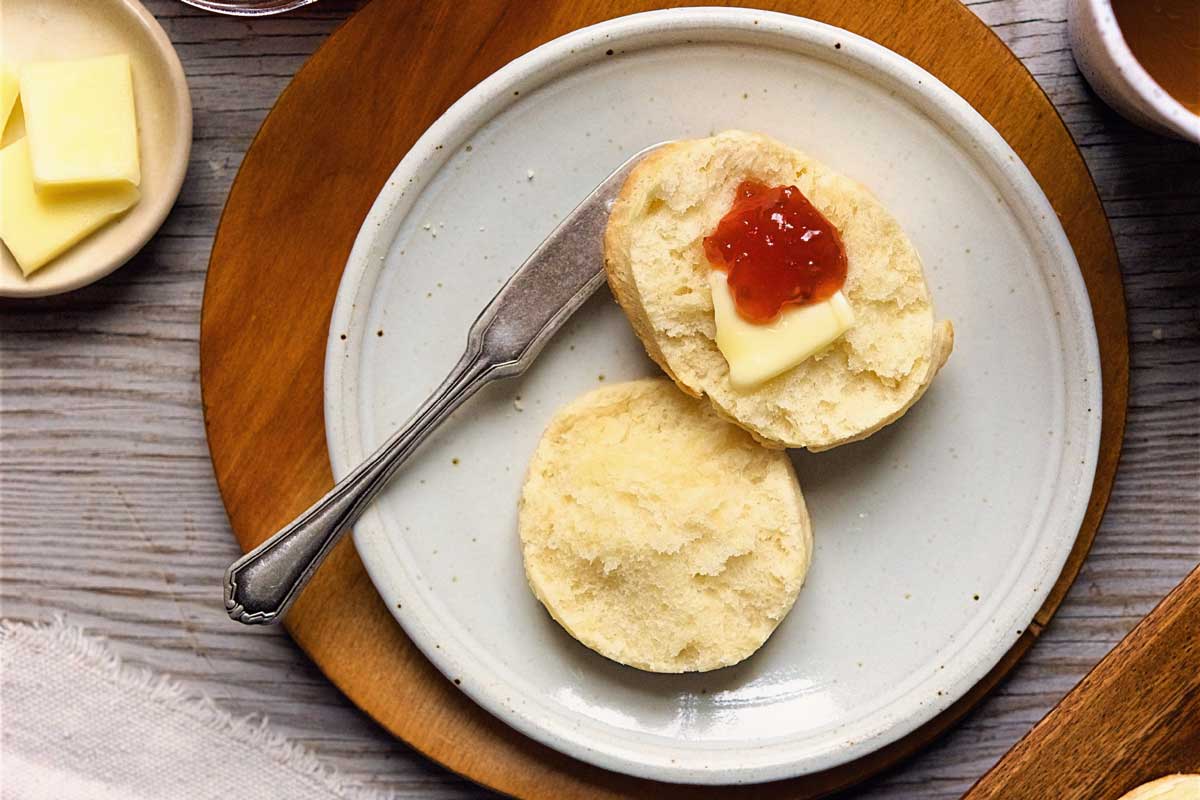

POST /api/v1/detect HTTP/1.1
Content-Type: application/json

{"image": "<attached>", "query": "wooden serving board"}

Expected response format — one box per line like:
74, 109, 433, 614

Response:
200, 1, 1128, 797
966, 564, 1200, 799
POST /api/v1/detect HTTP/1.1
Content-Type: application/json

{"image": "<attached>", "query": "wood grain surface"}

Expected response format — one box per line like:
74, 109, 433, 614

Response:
967, 563, 1200, 798
0, 1, 1196, 798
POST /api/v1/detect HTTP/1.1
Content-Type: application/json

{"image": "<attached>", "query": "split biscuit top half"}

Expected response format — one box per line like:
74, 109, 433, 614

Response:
604, 130, 953, 451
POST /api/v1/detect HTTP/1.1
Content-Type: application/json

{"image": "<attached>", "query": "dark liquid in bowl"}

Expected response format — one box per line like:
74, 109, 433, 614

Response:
1111, 0, 1200, 114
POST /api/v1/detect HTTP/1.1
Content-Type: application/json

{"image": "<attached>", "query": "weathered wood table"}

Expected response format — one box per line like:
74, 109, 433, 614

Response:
1, 1, 1196, 796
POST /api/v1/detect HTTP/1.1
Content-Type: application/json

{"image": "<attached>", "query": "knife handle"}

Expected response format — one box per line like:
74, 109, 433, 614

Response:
224, 347, 494, 624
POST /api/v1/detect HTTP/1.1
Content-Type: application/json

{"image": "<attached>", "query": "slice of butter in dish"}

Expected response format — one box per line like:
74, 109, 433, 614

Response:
709, 270, 855, 390
0, 66, 18, 133
19, 54, 140, 191
0, 138, 139, 276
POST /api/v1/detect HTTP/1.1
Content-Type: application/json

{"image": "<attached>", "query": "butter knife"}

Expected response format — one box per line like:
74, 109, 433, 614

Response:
224, 142, 668, 624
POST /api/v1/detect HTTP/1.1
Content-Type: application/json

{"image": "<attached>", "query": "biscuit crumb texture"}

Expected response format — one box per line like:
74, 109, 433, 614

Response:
604, 130, 954, 450
519, 379, 812, 673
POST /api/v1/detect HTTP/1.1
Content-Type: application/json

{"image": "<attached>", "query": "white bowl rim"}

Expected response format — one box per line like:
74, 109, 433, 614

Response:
1076, 0, 1200, 142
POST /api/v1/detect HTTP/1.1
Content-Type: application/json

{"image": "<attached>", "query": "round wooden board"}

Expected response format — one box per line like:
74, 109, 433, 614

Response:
200, 1, 1128, 797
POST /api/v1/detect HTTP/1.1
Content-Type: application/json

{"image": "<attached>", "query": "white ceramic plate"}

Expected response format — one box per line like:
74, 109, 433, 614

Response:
0, 0, 192, 297
325, 9, 1101, 785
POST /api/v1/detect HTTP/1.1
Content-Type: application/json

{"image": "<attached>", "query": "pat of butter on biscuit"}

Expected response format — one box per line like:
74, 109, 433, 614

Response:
0, 138, 139, 275
710, 271, 855, 390
20, 54, 140, 191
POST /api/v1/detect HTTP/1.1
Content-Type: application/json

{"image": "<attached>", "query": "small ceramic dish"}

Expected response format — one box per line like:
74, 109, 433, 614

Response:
0, 0, 192, 298
325, 8, 1101, 785
1067, 0, 1200, 142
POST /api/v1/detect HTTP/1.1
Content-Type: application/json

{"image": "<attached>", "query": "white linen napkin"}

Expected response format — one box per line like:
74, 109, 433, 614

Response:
0, 618, 383, 800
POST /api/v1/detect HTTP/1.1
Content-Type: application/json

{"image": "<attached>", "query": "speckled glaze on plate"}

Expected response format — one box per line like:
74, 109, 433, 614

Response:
0, 0, 191, 297
324, 9, 1101, 785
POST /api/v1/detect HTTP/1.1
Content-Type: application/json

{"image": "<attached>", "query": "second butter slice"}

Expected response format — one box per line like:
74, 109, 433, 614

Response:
20, 54, 140, 192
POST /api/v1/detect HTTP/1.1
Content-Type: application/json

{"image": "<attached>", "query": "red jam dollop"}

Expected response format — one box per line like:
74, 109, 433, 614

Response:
702, 180, 848, 324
